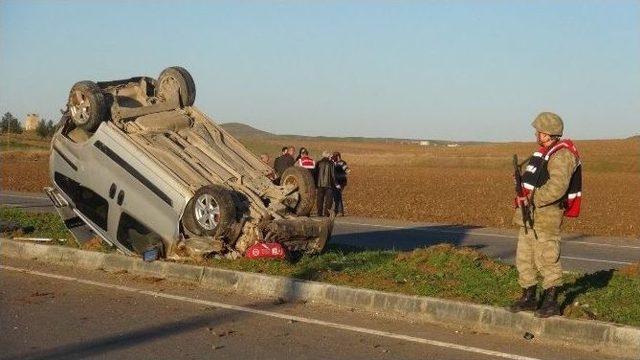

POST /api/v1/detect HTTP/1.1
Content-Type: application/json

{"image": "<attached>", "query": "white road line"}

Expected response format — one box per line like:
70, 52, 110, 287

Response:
0, 193, 48, 200
2, 265, 544, 360
564, 241, 640, 250
1, 203, 52, 207
337, 221, 640, 250
338, 220, 517, 239
561, 256, 632, 266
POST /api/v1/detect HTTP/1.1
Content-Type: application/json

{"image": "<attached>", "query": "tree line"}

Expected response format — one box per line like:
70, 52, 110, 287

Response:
1, 112, 58, 138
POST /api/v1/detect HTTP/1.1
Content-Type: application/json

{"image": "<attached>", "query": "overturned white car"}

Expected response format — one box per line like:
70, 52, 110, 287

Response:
46, 67, 332, 260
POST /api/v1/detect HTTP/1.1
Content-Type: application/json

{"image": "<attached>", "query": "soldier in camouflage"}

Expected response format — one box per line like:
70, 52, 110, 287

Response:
509, 112, 581, 318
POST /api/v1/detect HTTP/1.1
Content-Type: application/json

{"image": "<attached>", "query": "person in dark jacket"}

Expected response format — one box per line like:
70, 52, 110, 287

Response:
315, 151, 336, 217
331, 151, 350, 216
273, 146, 295, 180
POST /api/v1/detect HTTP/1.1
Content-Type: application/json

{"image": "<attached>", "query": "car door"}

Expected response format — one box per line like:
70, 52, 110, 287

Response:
89, 123, 185, 256
52, 128, 113, 247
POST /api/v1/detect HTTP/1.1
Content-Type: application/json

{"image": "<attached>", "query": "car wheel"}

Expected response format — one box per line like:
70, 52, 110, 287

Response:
156, 66, 196, 107
281, 167, 316, 216
183, 184, 236, 237
68, 81, 107, 132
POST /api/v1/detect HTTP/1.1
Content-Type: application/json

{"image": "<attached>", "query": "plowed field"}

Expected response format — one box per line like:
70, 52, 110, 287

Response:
1, 136, 638, 237
1, 151, 50, 192
268, 137, 640, 237
342, 165, 639, 237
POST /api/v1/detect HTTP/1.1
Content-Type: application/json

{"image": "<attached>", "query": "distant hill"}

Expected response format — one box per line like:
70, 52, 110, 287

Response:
219, 122, 487, 145
628, 135, 640, 140
219, 122, 407, 142
220, 122, 277, 139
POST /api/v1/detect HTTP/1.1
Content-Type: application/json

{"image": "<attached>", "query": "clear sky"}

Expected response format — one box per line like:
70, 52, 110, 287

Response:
0, 1, 638, 141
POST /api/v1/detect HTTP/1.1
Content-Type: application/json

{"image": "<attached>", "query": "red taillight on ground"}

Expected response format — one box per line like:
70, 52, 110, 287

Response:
245, 242, 286, 260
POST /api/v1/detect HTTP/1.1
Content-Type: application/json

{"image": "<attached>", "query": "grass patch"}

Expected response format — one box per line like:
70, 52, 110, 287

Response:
0, 134, 50, 152
0, 207, 115, 252
2, 209, 638, 326
562, 267, 640, 326
205, 244, 640, 326
207, 244, 521, 306
0, 140, 49, 152
1, 207, 71, 241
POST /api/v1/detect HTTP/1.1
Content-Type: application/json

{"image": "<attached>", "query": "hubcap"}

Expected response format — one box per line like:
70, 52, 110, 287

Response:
69, 90, 91, 125
194, 194, 220, 230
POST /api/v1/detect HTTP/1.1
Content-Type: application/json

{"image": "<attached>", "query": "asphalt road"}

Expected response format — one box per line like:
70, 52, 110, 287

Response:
331, 217, 640, 273
2, 191, 639, 273
0, 257, 626, 360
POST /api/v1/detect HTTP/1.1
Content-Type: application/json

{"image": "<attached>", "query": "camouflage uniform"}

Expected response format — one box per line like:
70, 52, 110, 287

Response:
513, 147, 577, 289
510, 112, 581, 317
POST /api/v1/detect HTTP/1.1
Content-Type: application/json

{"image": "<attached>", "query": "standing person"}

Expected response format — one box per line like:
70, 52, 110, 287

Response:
273, 146, 294, 178
260, 153, 277, 181
295, 147, 315, 170
509, 112, 582, 318
331, 151, 350, 216
315, 151, 336, 217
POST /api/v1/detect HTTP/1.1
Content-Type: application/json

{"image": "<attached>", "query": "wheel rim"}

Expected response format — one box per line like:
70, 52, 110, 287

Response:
194, 194, 220, 230
69, 90, 91, 125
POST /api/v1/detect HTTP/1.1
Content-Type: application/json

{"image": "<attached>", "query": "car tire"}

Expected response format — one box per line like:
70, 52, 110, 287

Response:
183, 184, 237, 237
156, 66, 196, 107
281, 167, 316, 216
68, 81, 107, 132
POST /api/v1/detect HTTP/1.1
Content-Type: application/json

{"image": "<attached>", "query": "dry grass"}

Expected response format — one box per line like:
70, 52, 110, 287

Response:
0, 132, 51, 151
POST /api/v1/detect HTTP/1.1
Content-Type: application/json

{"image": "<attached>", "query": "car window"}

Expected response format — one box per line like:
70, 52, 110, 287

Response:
117, 212, 164, 255
54, 172, 109, 231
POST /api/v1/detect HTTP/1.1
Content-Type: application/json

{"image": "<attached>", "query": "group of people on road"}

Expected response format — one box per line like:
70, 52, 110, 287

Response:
267, 145, 350, 217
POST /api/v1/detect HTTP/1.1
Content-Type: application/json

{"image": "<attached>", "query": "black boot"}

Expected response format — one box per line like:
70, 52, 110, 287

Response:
535, 287, 561, 318
509, 286, 538, 313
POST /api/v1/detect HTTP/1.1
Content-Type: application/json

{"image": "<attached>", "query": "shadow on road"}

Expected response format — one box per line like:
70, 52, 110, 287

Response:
4, 299, 280, 360
330, 224, 485, 252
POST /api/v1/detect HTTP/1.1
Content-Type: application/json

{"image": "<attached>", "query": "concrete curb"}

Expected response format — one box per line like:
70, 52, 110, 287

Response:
2, 239, 638, 358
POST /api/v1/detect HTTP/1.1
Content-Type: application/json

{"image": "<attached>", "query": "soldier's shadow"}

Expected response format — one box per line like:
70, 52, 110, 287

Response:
559, 269, 615, 312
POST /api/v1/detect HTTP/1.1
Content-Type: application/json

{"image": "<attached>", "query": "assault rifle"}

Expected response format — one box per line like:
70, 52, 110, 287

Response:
513, 154, 533, 233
